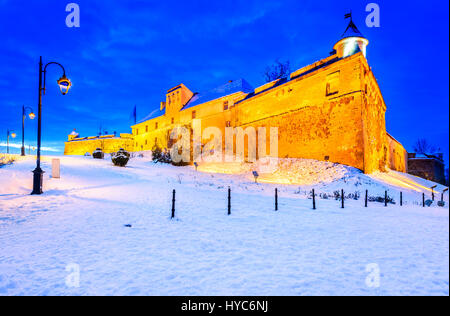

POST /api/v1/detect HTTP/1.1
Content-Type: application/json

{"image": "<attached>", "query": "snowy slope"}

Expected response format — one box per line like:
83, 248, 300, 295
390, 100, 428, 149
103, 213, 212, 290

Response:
0, 155, 448, 296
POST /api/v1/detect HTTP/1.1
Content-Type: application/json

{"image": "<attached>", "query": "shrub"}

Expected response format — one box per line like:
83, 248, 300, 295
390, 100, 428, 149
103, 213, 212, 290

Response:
348, 191, 361, 200
332, 190, 360, 200
93, 148, 104, 159
111, 148, 130, 167
368, 195, 396, 204
333, 191, 341, 200
0, 155, 15, 167
152, 146, 171, 164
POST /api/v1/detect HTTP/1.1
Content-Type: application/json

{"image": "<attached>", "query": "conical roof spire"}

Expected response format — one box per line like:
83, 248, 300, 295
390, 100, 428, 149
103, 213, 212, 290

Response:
341, 13, 365, 39
333, 12, 369, 58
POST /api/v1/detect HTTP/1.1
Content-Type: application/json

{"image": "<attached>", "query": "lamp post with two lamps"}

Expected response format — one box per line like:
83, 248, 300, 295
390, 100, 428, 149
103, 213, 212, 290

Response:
31, 56, 72, 195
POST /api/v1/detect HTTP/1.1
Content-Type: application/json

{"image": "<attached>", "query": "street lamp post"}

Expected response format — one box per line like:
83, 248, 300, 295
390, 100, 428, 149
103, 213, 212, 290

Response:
21, 105, 35, 156
31, 56, 72, 195
6, 129, 17, 154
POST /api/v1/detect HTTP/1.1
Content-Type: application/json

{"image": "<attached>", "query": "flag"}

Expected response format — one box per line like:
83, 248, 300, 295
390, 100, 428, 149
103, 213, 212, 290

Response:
345, 12, 352, 19
130, 105, 137, 124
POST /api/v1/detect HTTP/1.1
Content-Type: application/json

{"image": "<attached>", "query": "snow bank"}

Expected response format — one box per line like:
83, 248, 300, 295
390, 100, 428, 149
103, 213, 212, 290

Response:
0, 155, 448, 296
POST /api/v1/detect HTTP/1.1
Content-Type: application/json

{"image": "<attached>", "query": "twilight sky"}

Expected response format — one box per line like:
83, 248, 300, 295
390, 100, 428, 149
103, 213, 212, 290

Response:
0, 0, 448, 163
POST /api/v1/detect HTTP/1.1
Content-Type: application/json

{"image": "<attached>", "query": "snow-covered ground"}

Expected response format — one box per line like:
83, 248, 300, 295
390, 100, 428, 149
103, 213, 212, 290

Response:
0, 155, 448, 296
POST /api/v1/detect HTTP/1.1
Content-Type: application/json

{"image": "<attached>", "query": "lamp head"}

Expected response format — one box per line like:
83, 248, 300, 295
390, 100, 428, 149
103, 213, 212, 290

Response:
11, 132, 16, 138
29, 112, 36, 120
57, 74, 72, 95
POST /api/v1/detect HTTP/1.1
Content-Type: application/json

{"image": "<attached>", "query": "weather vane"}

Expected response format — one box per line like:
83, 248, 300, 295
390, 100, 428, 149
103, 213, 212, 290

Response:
345, 11, 352, 21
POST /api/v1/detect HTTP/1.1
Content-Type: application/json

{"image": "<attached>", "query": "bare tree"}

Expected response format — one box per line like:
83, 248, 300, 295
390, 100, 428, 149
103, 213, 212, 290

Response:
264, 60, 291, 83
413, 138, 437, 155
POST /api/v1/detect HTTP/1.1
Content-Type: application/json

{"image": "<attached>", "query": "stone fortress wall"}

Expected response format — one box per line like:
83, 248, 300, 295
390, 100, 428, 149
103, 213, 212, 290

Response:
64, 18, 408, 174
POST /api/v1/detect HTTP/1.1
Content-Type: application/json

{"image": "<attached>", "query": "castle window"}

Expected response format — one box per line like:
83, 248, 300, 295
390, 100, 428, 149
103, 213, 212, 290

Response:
145, 125, 148, 133
226, 121, 231, 127
155, 137, 158, 145
171, 117, 175, 124
192, 111, 196, 119
326, 71, 340, 96
136, 129, 139, 135
155, 122, 158, 129
145, 140, 148, 145
223, 101, 229, 111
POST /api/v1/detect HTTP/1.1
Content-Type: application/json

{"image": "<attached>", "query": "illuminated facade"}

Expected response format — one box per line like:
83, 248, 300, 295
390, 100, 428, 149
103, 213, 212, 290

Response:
64, 132, 133, 155
65, 18, 408, 174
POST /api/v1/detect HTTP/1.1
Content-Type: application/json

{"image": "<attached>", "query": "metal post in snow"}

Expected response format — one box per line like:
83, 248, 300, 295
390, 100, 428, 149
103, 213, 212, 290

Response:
171, 189, 176, 219
228, 187, 231, 216
400, 192, 403, 206
431, 185, 437, 201
385, 191, 388, 207
275, 188, 278, 211
341, 189, 344, 209
441, 189, 449, 203
365, 190, 368, 208
312, 189, 316, 210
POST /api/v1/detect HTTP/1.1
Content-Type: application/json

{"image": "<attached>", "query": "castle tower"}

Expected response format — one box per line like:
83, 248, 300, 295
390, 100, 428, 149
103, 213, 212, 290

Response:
333, 13, 369, 58
68, 129, 79, 141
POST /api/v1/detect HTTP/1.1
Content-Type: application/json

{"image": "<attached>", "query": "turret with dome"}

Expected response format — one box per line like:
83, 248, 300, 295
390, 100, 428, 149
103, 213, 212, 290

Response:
333, 13, 369, 58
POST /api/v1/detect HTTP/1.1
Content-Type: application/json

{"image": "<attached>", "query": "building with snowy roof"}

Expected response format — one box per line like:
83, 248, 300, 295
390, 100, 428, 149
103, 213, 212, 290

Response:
67, 15, 408, 174
127, 16, 408, 174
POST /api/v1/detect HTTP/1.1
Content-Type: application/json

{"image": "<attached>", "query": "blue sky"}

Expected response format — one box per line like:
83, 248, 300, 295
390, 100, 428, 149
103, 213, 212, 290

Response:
0, 0, 448, 163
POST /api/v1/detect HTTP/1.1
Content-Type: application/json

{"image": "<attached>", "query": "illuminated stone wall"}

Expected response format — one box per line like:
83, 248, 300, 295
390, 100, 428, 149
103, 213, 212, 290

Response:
64, 135, 134, 156
387, 134, 408, 173
361, 63, 389, 173
117, 52, 407, 174
233, 54, 366, 170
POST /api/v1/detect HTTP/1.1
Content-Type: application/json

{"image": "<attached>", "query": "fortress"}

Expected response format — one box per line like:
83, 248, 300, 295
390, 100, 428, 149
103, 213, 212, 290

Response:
64, 17, 408, 174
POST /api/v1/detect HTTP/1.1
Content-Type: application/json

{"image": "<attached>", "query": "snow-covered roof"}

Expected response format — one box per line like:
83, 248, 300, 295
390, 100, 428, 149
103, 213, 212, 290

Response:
409, 153, 444, 161
182, 79, 254, 110
136, 108, 164, 124
341, 20, 365, 39
70, 130, 79, 136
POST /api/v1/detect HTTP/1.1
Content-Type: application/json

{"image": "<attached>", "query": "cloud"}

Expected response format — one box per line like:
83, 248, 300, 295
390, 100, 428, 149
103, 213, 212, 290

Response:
0, 143, 60, 152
